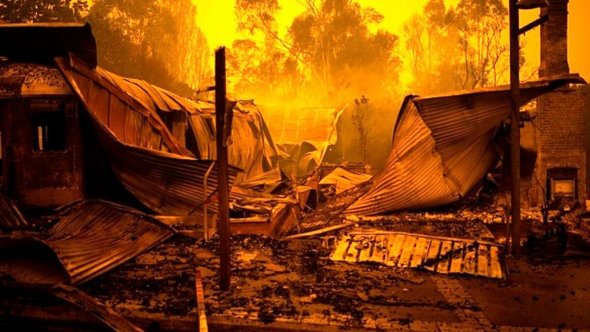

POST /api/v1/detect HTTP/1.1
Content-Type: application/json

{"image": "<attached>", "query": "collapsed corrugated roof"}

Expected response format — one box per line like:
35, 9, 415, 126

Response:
0, 200, 174, 285
55, 56, 240, 215
259, 106, 345, 173
319, 167, 372, 195
346, 76, 585, 216
259, 106, 343, 147
56, 56, 189, 155
189, 100, 279, 181
83, 67, 279, 182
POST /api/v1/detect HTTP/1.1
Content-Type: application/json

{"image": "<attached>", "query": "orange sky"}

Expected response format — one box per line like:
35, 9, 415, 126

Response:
193, 0, 590, 83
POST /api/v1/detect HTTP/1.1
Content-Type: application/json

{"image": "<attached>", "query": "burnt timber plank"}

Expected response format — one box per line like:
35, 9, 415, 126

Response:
411, 237, 428, 267
329, 231, 504, 278
489, 245, 503, 279
477, 245, 490, 277
399, 235, 417, 267
449, 242, 465, 273
437, 241, 453, 273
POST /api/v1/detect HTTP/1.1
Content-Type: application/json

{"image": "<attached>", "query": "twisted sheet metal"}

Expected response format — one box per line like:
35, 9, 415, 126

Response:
0, 200, 174, 285
96, 125, 239, 215
47, 200, 174, 284
346, 76, 585, 215
68, 62, 277, 182
189, 101, 279, 182
56, 56, 239, 215
55, 56, 190, 156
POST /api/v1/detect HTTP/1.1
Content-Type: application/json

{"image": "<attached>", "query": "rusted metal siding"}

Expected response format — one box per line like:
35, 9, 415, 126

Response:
46, 200, 174, 284
55, 56, 190, 156
330, 231, 504, 279
346, 76, 585, 216
95, 125, 239, 215
73, 64, 278, 182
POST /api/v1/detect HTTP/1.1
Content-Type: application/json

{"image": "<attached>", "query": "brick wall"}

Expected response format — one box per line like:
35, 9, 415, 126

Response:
539, 0, 569, 77
526, 0, 589, 206
529, 86, 587, 206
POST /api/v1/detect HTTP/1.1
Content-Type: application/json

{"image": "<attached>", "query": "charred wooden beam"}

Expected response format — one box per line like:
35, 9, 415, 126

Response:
215, 47, 231, 290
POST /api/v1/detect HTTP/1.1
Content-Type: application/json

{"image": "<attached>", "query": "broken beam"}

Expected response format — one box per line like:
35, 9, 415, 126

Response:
518, 14, 548, 35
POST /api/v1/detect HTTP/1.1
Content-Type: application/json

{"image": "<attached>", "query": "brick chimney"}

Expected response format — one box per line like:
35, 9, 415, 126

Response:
539, 0, 569, 77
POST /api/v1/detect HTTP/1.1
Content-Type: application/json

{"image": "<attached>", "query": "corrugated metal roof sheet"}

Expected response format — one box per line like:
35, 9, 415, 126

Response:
55, 56, 190, 156
56, 56, 240, 215
330, 231, 504, 279
96, 127, 239, 215
76, 65, 278, 182
189, 100, 279, 181
319, 167, 372, 195
0, 200, 174, 285
346, 76, 585, 216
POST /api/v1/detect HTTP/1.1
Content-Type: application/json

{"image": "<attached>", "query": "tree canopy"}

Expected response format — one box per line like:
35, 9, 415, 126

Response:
0, 0, 208, 95
403, 0, 511, 94
0, 0, 88, 23
231, 0, 401, 105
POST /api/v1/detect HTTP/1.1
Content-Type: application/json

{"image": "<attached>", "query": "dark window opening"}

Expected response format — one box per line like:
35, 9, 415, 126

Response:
32, 111, 66, 152
202, 116, 216, 139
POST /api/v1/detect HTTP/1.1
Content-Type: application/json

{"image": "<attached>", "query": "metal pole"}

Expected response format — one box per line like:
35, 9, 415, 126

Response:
215, 47, 231, 290
509, 0, 521, 256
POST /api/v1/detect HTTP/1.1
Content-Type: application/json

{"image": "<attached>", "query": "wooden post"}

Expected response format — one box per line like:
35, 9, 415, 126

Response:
195, 269, 208, 332
509, 0, 521, 256
215, 47, 231, 290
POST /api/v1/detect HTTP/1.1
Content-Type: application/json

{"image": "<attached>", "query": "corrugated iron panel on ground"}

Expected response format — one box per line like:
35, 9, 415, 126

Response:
0, 200, 174, 285
330, 231, 504, 279
346, 76, 585, 216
